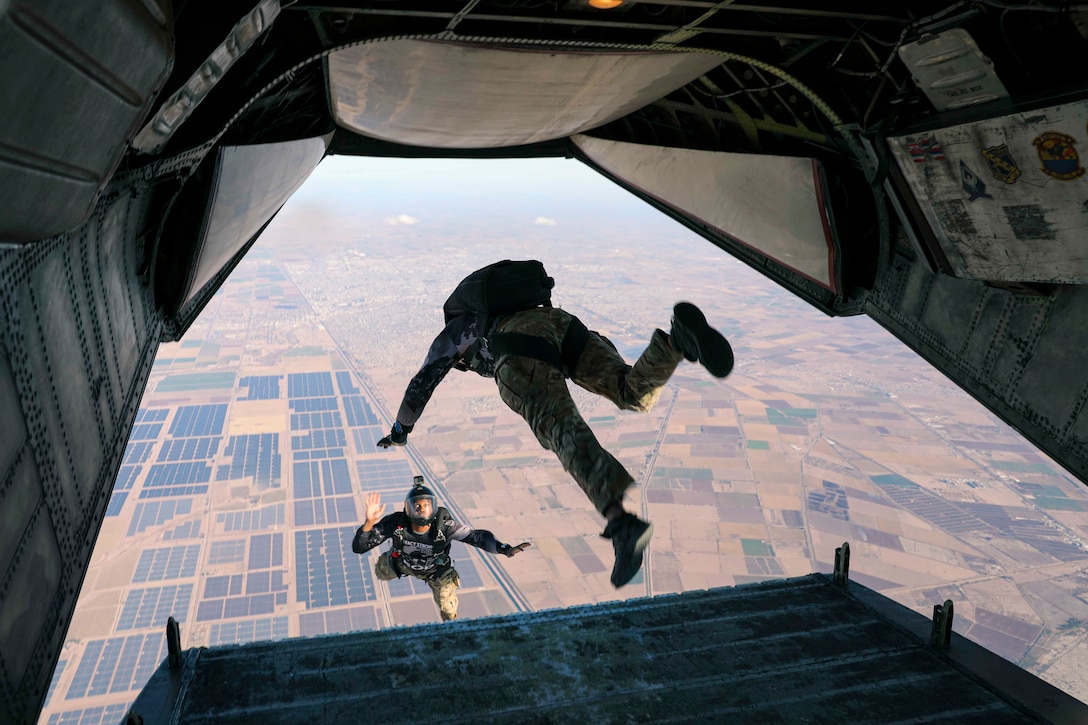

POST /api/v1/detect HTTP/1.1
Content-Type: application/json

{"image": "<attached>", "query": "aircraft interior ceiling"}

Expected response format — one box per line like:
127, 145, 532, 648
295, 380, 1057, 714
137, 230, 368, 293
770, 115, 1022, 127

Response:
2, 0, 1088, 721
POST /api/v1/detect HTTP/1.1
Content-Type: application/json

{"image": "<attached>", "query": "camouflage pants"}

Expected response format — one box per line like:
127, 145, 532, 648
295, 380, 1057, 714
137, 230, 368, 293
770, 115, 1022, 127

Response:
374, 551, 461, 622
494, 306, 684, 515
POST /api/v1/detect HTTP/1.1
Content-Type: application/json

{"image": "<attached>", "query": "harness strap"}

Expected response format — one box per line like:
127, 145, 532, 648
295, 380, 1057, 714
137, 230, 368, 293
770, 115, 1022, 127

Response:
490, 333, 562, 368
490, 317, 589, 377
559, 317, 590, 376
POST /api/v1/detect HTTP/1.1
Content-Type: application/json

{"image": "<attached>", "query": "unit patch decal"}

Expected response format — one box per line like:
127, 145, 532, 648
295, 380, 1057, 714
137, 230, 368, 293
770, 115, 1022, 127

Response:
980, 144, 1021, 184
1032, 131, 1085, 180
907, 137, 945, 163
960, 160, 993, 201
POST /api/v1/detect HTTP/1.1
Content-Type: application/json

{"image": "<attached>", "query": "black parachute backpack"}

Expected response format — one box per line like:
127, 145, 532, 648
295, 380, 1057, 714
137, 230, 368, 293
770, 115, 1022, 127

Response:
443, 260, 554, 336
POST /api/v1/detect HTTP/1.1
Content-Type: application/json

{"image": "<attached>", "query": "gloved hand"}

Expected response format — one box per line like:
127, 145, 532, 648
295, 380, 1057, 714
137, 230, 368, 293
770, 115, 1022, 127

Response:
377, 421, 413, 448
501, 542, 531, 558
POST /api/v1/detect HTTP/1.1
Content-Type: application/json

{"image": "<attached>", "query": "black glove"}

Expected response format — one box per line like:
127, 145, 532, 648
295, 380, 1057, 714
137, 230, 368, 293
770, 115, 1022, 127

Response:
377, 421, 413, 448
501, 542, 531, 558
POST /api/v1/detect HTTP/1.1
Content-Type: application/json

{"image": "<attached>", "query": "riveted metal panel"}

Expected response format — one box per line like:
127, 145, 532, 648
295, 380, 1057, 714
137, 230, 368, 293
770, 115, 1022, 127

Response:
0, 505, 61, 711
962, 288, 1009, 376
990, 298, 1047, 397
0, 343, 26, 481
25, 247, 100, 513
1014, 290, 1088, 441
12, 243, 81, 543
919, 274, 982, 354
0, 173, 165, 723
0, 0, 173, 242
894, 254, 933, 322
868, 225, 1088, 483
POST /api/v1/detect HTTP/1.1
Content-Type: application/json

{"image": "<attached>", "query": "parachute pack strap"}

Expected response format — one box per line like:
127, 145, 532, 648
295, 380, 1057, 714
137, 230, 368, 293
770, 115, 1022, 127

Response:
559, 317, 589, 377
390, 527, 407, 577
489, 332, 563, 369
434, 507, 450, 545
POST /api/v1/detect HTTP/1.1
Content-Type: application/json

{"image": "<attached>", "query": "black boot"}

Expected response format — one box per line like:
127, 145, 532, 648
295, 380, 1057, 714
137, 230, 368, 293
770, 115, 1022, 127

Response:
670, 302, 734, 378
601, 512, 654, 588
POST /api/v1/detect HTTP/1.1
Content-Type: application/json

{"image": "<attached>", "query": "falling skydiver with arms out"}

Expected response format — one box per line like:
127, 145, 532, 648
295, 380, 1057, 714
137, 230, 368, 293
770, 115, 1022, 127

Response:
377, 260, 733, 588
352, 476, 530, 622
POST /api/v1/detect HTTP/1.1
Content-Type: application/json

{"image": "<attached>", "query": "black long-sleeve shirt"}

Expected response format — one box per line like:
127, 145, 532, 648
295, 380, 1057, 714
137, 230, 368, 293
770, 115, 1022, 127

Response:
352, 510, 507, 575
395, 313, 495, 427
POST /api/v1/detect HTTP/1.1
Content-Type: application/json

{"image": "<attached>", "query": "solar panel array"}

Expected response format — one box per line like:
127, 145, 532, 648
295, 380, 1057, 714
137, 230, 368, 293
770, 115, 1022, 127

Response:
136, 409, 169, 423
44, 658, 66, 707
204, 574, 244, 598
335, 371, 360, 395
352, 427, 385, 454
123, 441, 154, 464
196, 591, 282, 622
288, 372, 335, 398
294, 526, 376, 608
208, 540, 246, 565
117, 584, 193, 630
114, 465, 140, 491
239, 375, 282, 400
385, 575, 433, 598
46, 703, 130, 725
457, 556, 484, 588
64, 633, 165, 699
105, 492, 127, 517
244, 569, 288, 596
130, 408, 169, 441
197, 532, 289, 623
249, 533, 284, 569
295, 497, 357, 527
343, 395, 379, 426
127, 499, 193, 537
298, 605, 379, 637
293, 459, 352, 497
139, 461, 212, 498
216, 433, 281, 488
129, 422, 163, 441
356, 459, 414, 496
216, 503, 285, 532
208, 616, 289, 646
169, 404, 227, 437
294, 448, 345, 460
163, 519, 201, 540
291, 428, 347, 450
132, 545, 201, 583
293, 458, 356, 525
290, 410, 342, 430
289, 397, 338, 413
158, 437, 219, 462
146, 462, 212, 486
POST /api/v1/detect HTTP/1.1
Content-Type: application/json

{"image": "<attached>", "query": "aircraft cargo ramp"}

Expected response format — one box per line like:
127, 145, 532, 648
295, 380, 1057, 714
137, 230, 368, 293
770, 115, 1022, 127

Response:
131, 574, 1087, 724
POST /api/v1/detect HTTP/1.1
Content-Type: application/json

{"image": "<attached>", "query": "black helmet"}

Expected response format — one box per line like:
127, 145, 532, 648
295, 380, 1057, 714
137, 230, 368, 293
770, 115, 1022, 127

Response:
404, 476, 437, 526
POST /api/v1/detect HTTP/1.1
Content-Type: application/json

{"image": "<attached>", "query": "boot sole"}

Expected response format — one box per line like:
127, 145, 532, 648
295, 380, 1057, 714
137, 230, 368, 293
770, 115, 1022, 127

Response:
611, 521, 654, 588
673, 302, 734, 378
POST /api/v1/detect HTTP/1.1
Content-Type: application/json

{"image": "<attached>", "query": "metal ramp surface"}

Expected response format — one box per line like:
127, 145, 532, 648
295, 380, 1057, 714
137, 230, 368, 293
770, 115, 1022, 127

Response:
134, 575, 1087, 724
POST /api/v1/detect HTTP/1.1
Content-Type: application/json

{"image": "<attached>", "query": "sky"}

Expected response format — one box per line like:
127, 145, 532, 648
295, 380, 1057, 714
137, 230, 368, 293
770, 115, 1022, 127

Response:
280, 153, 664, 230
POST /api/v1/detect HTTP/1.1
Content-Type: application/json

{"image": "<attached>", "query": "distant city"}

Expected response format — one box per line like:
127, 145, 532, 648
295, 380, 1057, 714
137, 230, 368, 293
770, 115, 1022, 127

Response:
37, 158, 1088, 723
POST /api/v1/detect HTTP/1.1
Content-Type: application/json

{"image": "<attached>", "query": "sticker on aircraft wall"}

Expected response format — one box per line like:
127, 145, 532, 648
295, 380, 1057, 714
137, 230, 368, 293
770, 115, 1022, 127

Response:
907, 137, 945, 163
960, 160, 993, 201
980, 144, 1021, 184
1032, 131, 1085, 180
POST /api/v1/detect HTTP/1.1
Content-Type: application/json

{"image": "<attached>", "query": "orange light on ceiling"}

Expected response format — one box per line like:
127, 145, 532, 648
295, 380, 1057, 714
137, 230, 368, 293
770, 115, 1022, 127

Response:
587, 0, 624, 8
